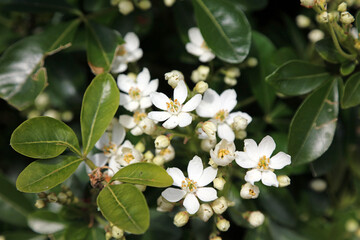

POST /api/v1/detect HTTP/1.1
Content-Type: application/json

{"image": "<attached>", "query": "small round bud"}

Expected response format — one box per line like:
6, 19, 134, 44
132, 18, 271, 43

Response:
240, 183, 260, 199
277, 175, 291, 187
248, 211, 265, 227
38, 192, 47, 198
57, 192, 68, 204
300, 0, 316, 8
44, 109, 61, 120
308, 29, 325, 43
165, 70, 184, 88
66, 190, 73, 197
235, 129, 247, 140
340, 11, 355, 24
118, 0, 134, 15
208, 158, 218, 168
213, 177, 226, 191
197, 203, 213, 222
191, 65, 209, 83
135, 184, 147, 192
138, 0, 151, 10
296, 15, 311, 28
135, 142, 145, 153
247, 57, 258, 67
173, 211, 189, 227
35, 199, 46, 209
317, 11, 328, 23
345, 219, 359, 232
202, 121, 216, 140
73, 197, 79, 204
211, 196, 228, 215
144, 150, 154, 162
155, 135, 170, 149
338, 2, 347, 12
216, 218, 230, 232
224, 77, 237, 86
194, 81, 208, 94
47, 193, 58, 203
232, 116, 248, 131
27, 110, 41, 119
225, 67, 240, 78
201, 139, 217, 152
310, 178, 327, 192
157, 196, 174, 212
153, 155, 165, 166
105, 231, 112, 240
111, 226, 124, 239
61, 111, 73, 122
35, 93, 50, 110
164, 0, 176, 7
328, 11, 340, 22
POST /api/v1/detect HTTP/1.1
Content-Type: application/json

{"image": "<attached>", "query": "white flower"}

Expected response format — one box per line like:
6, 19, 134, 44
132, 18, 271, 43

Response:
148, 80, 202, 129
108, 140, 143, 175
300, 0, 316, 8
308, 29, 324, 43
156, 145, 175, 162
210, 139, 236, 166
240, 183, 260, 199
118, 67, 159, 112
235, 135, 291, 187
164, 70, 184, 88
161, 156, 218, 214
196, 89, 252, 142
185, 28, 215, 62
119, 111, 155, 136
112, 32, 143, 73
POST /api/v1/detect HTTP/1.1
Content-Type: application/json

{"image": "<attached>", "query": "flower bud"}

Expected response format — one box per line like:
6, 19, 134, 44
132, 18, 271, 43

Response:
155, 135, 170, 149
44, 109, 61, 120
35, 93, 50, 110
338, 2, 347, 12
173, 211, 189, 227
235, 130, 247, 140
246, 57, 258, 67
296, 15, 311, 28
135, 184, 146, 192
165, 70, 184, 88
224, 77, 237, 86
340, 11, 355, 24
111, 226, 124, 239
47, 193, 58, 203
240, 183, 260, 199
38, 192, 47, 198
345, 219, 359, 232
153, 155, 165, 166
248, 211, 265, 227
328, 11, 340, 22
201, 139, 217, 152
157, 196, 174, 212
61, 111, 74, 122
202, 121, 216, 140
105, 231, 112, 240
310, 178, 327, 192
35, 199, 46, 209
225, 67, 240, 78
308, 29, 325, 43
164, 0, 176, 7
66, 190, 73, 197
144, 150, 154, 162
211, 196, 228, 215
317, 11, 328, 23
216, 218, 230, 232
27, 110, 41, 119
111, 0, 121, 6
194, 81, 208, 94
138, 0, 151, 10
191, 65, 209, 83
57, 192, 68, 204
118, 0, 134, 15
277, 175, 291, 187
197, 203, 213, 222
232, 116, 248, 131
213, 177, 226, 191
135, 141, 145, 153
139, 118, 156, 135
300, 0, 316, 8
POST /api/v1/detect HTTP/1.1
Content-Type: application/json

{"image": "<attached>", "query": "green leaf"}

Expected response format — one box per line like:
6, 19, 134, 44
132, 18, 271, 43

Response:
11, 116, 81, 159
0, 0, 77, 13
28, 210, 66, 234
16, 155, 83, 193
63, 225, 105, 240
111, 163, 173, 187
340, 61, 356, 76
86, 22, 123, 74
192, 0, 251, 63
97, 184, 150, 234
0, 20, 80, 110
288, 78, 339, 165
315, 38, 347, 64
2, 231, 46, 240
342, 72, 360, 108
356, 11, 360, 33
229, 0, 267, 11
81, 73, 119, 155
266, 60, 331, 96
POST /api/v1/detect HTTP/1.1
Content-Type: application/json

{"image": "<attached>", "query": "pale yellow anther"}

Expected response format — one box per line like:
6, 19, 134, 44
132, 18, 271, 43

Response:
129, 87, 141, 100
124, 153, 135, 164
218, 149, 230, 159
257, 155, 270, 170
214, 109, 229, 122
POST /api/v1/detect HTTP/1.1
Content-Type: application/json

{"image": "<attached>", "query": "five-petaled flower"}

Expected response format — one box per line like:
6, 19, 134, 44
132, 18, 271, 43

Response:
161, 156, 218, 214
185, 27, 215, 62
235, 135, 291, 187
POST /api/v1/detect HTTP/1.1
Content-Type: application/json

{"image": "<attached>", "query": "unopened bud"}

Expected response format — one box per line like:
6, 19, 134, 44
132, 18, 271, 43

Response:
144, 150, 154, 162
340, 11, 355, 24
240, 183, 260, 199
201, 139, 217, 152
225, 67, 240, 78
105, 231, 112, 240
138, 0, 151, 10
153, 155, 165, 166
328, 11, 340, 22
345, 219, 359, 232
213, 177, 226, 191
118, 0, 134, 15
296, 15, 311, 28
164, 0, 176, 7
216, 218, 230, 232
111, 226, 124, 239
211, 196, 228, 214
235, 130, 247, 140
248, 211, 265, 227
194, 81, 208, 94
61, 111, 73, 122
174, 211, 189, 227
35, 199, 46, 209
308, 29, 325, 43
318, 11, 328, 23
135, 184, 146, 192
277, 175, 291, 187
47, 193, 58, 203
157, 196, 174, 212
224, 77, 237, 86
338, 2, 347, 12
155, 135, 170, 149
38, 192, 47, 198
208, 158, 218, 168
139, 118, 156, 135
35, 93, 50, 110
247, 57, 258, 67
135, 142, 145, 153
66, 190, 73, 197
44, 109, 61, 120
300, 0, 316, 8
310, 178, 327, 192
165, 70, 184, 88
191, 65, 209, 83
232, 116, 248, 131
197, 203, 213, 222
57, 192, 68, 204
202, 121, 216, 140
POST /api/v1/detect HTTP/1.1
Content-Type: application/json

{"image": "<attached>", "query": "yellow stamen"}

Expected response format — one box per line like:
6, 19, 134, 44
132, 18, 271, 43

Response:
218, 149, 230, 159
214, 109, 228, 122
166, 98, 181, 113
129, 87, 141, 100
249, 189, 256, 196
133, 111, 147, 124
160, 148, 171, 156
123, 153, 135, 164
181, 178, 197, 192
257, 155, 270, 170
103, 143, 117, 155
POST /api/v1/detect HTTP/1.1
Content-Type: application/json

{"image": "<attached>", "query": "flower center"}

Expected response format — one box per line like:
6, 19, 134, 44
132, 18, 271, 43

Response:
123, 153, 135, 164
218, 149, 230, 159
249, 189, 256, 196
129, 87, 141, 100
160, 148, 171, 156
116, 45, 127, 56
257, 155, 270, 170
103, 142, 117, 156
166, 98, 181, 114
214, 109, 229, 122
133, 111, 147, 124
181, 178, 197, 193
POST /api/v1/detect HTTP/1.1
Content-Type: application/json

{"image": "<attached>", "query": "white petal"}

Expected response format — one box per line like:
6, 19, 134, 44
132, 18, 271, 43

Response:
182, 94, 202, 112
226, 111, 252, 125
185, 43, 204, 57
112, 61, 128, 74
244, 139, 259, 162
130, 126, 143, 136
235, 151, 258, 169
261, 171, 279, 187
136, 67, 150, 90
86, 153, 107, 174
119, 115, 137, 129
162, 115, 179, 129
269, 152, 291, 170
142, 79, 159, 96
124, 32, 140, 52
178, 112, 192, 127
95, 132, 110, 150
258, 135, 276, 158
124, 100, 139, 112
196, 89, 220, 117
161, 188, 186, 202
196, 187, 217, 202
217, 123, 235, 142
244, 169, 262, 185
197, 166, 218, 187
140, 96, 152, 109
183, 193, 200, 214
188, 27, 204, 46
148, 111, 171, 122
112, 121, 126, 145
108, 157, 121, 176
220, 89, 237, 112
199, 51, 215, 62
188, 155, 203, 182
174, 80, 187, 104
117, 74, 134, 93
166, 167, 185, 187
150, 92, 170, 110
127, 48, 143, 62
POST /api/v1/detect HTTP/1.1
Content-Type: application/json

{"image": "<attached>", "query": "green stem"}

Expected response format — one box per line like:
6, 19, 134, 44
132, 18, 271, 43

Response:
328, 22, 357, 60
84, 157, 96, 170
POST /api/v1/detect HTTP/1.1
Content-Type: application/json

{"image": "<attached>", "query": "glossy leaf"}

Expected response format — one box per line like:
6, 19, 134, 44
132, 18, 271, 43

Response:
342, 72, 360, 108
81, 73, 119, 155
0, 20, 80, 110
340, 61, 356, 76
16, 155, 83, 193
63, 225, 105, 240
86, 22, 123, 74
289, 78, 339, 165
192, 0, 251, 63
111, 163, 173, 187
11, 116, 81, 159
28, 210, 66, 234
97, 184, 150, 234
266, 60, 331, 96
230, 0, 267, 11
315, 38, 347, 64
